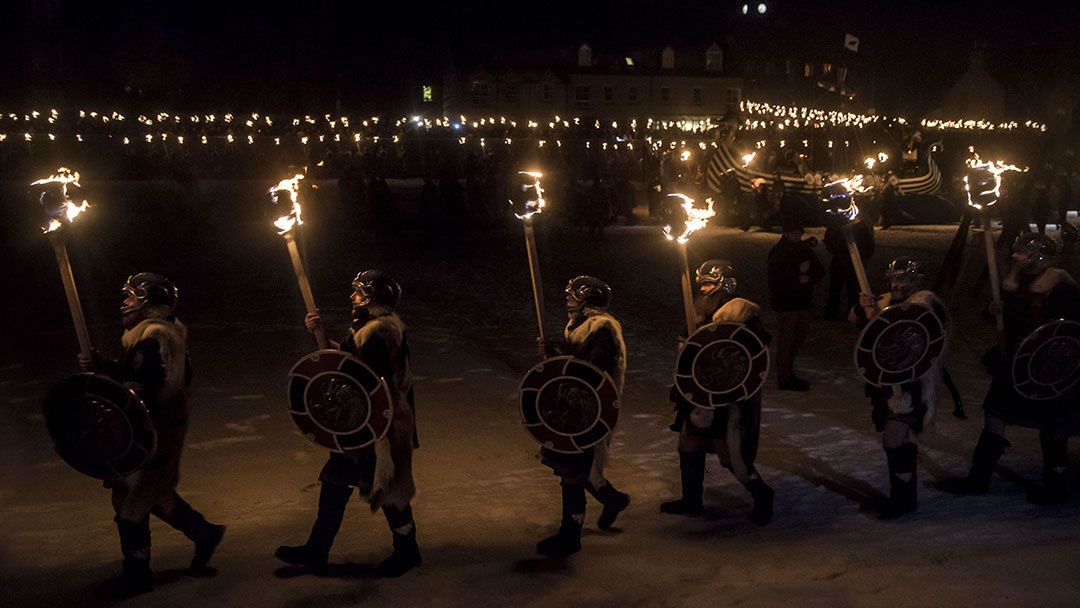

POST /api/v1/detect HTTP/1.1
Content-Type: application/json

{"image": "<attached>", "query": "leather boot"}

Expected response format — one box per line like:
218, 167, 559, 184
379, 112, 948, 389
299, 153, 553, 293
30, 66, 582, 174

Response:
1028, 436, 1069, 506
880, 444, 918, 519
588, 482, 631, 530
745, 478, 775, 525
537, 484, 585, 556
377, 506, 421, 577
153, 493, 225, 572
275, 482, 353, 572
661, 451, 705, 515
942, 431, 1009, 494
115, 517, 154, 595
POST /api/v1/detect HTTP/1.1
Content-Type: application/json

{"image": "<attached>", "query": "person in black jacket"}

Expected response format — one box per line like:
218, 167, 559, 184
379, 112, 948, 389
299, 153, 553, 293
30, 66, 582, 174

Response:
947, 234, 1080, 505
276, 270, 421, 577
823, 220, 874, 320
661, 260, 775, 524
536, 276, 630, 556
767, 216, 825, 390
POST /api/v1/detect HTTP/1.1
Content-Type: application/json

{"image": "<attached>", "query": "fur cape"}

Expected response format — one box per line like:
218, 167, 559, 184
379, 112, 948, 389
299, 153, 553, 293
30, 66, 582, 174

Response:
1001, 266, 1075, 295
115, 317, 190, 521
564, 310, 626, 488
710, 297, 761, 325
349, 309, 416, 511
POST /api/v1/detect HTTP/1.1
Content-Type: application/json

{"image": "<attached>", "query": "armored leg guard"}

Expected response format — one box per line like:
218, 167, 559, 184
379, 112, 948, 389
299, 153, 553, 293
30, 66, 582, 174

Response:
1028, 436, 1069, 506
880, 444, 918, 519
588, 482, 631, 530
152, 493, 225, 572
377, 505, 421, 578
537, 484, 585, 556
661, 451, 706, 515
744, 478, 775, 525
115, 516, 154, 595
275, 482, 353, 571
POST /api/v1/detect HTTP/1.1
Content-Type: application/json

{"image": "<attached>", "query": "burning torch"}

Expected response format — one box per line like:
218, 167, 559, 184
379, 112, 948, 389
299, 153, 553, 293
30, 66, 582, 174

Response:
664, 193, 716, 337
964, 149, 1026, 358
511, 171, 548, 341
822, 176, 872, 297
33, 168, 93, 359
270, 174, 329, 349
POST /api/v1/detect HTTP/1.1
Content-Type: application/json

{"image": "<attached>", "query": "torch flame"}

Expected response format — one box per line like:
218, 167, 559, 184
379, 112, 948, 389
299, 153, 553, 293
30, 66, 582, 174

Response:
823, 175, 870, 221
741, 152, 756, 166
270, 174, 305, 234
864, 157, 876, 170
663, 193, 716, 244
511, 171, 546, 220
31, 167, 90, 233
963, 148, 1026, 210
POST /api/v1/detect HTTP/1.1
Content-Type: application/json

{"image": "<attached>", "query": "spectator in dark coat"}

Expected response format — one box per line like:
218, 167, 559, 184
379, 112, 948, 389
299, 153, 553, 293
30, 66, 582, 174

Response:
767, 216, 825, 390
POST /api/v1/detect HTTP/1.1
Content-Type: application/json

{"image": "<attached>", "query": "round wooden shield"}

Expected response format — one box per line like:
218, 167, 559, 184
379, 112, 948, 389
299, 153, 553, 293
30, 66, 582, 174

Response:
43, 373, 157, 481
1012, 319, 1080, 401
518, 356, 620, 454
855, 301, 948, 386
674, 322, 770, 408
287, 349, 393, 452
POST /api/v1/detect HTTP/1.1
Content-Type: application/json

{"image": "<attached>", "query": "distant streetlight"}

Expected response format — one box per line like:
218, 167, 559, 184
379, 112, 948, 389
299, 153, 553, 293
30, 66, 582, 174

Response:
758, 3, 767, 14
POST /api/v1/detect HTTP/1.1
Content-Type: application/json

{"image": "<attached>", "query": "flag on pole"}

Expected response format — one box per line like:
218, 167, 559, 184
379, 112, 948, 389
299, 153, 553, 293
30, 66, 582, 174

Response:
844, 33, 860, 53
838, 67, 848, 83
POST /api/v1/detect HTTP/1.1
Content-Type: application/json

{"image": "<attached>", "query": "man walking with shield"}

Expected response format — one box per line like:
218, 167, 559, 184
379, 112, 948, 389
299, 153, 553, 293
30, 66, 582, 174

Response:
275, 270, 421, 577
947, 234, 1080, 505
661, 260, 775, 524
535, 276, 631, 556
849, 258, 950, 518
77, 273, 225, 593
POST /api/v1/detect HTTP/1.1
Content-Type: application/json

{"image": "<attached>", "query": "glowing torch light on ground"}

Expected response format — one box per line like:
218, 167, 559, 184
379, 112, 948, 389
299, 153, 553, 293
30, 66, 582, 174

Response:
32, 167, 93, 358
270, 173, 329, 349
511, 171, 549, 341
964, 148, 1027, 358
664, 193, 716, 336
822, 176, 872, 296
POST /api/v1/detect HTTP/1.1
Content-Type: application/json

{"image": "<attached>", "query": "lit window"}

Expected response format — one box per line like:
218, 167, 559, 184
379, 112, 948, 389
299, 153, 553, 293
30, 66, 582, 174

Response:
823, 63, 833, 75
625, 56, 634, 67
422, 85, 433, 103
804, 63, 813, 77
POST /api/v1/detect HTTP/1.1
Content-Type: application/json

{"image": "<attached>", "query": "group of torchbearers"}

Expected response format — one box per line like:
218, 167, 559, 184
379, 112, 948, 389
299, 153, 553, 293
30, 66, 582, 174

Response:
33, 159, 1080, 596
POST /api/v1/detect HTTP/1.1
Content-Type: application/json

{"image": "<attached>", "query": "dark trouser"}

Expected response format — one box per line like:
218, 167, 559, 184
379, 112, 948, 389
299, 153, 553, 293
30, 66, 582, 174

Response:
306, 481, 415, 556
825, 257, 858, 318
776, 309, 808, 384
114, 491, 214, 568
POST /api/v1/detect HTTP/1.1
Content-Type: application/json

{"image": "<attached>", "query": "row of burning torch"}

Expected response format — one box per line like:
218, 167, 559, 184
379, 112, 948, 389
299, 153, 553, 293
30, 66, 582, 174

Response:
35, 148, 1021, 358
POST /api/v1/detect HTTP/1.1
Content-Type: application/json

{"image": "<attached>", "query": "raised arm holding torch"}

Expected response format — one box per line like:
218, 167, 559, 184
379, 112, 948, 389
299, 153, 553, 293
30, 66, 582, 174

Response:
33, 168, 93, 359
963, 148, 1026, 360
822, 176, 872, 296
664, 193, 717, 337
271, 173, 329, 349
511, 171, 548, 342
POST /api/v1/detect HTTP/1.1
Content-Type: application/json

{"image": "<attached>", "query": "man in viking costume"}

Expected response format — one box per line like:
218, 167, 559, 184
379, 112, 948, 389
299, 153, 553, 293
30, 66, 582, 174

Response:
536, 275, 630, 556
849, 257, 948, 518
275, 270, 421, 577
661, 260, 775, 525
78, 273, 225, 593
948, 234, 1080, 505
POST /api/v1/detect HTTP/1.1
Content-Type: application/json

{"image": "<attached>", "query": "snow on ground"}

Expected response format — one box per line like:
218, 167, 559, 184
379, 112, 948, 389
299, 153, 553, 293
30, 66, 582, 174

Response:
1, 181, 1079, 607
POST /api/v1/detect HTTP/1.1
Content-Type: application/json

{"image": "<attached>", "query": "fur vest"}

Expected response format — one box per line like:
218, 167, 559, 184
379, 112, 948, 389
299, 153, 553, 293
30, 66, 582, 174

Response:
349, 309, 416, 511
565, 310, 627, 393
711, 297, 761, 325
121, 317, 189, 425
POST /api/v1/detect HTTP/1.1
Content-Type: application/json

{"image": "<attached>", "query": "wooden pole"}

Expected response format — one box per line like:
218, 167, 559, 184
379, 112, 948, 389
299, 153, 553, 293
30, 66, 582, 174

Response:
49, 232, 92, 359
842, 222, 872, 296
981, 213, 1007, 359
284, 231, 329, 349
677, 243, 697, 337
523, 218, 546, 342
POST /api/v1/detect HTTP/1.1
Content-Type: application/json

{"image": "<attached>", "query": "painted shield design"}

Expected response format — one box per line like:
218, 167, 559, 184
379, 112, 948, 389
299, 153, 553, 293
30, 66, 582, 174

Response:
855, 301, 948, 386
519, 356, 620, 454
674, 322, 770, 408
43, 373, 157, 481
1012, 319, 1080, 401
287, 349, 393, 452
